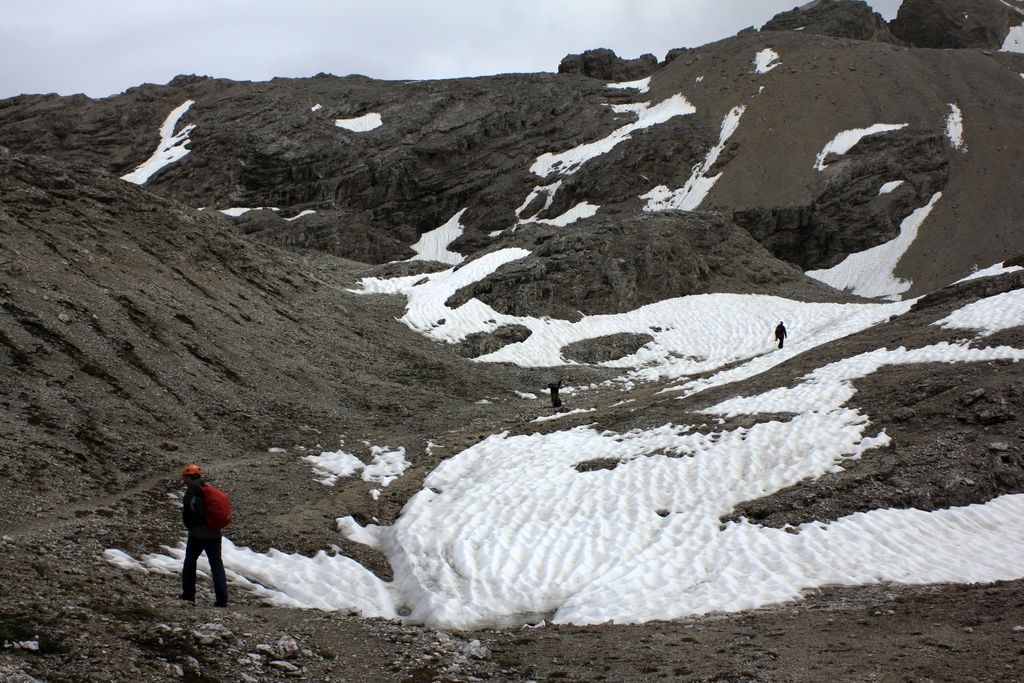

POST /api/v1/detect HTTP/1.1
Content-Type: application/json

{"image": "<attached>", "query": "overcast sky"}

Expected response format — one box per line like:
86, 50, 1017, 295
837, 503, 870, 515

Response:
1, 0, 903, 99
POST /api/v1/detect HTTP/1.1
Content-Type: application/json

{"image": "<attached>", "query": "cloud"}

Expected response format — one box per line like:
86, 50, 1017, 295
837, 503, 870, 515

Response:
0, 0, 905, 98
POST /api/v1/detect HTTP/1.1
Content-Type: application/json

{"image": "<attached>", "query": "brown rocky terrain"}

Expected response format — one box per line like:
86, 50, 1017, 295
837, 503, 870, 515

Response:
3, 0, 1024, 681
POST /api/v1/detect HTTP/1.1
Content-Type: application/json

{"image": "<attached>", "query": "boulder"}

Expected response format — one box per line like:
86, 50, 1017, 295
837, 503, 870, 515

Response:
446, 212, 849, 321
455, 325, 532, 359
557, 48, 658, 81
561, 333, 654, 364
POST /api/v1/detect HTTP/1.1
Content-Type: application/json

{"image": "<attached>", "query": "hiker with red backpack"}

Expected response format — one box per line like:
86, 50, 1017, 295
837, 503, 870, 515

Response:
180, 464, 230, 607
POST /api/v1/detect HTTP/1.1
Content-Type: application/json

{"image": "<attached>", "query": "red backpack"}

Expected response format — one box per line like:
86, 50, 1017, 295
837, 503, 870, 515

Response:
201, 485, 232, 531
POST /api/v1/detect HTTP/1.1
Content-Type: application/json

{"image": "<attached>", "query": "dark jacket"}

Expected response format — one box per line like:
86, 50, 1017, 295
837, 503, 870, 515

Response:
183, 479, 220, 539
775, 323, 787, 340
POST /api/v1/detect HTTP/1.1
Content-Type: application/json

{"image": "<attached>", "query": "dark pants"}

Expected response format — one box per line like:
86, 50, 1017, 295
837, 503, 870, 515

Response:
182, 535, 228, 604
777, 337, 784, 349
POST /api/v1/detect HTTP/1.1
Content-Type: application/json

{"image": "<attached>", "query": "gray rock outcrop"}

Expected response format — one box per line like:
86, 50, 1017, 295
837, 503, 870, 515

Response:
558, 48, 659, 81
889, 0, 1024, 48
761, 0, 899, 43
446, 212, 852, 322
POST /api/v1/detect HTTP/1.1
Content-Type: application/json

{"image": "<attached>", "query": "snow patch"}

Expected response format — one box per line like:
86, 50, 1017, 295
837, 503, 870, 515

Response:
516, 182, 597, 228
1003, 24, 1024, 52
954, 262, 1024, 284
878, 180, 904, 195
754, 49, 781, 73
521, 202, 599, 227
515, 181, 562, 220
806, 192, 942, 300
532, 408, 596, 423
303, 445, 409, 487
934, 289, 1024, 336
219, 207, 279, 217
284, 209, 317, 221
311, 103, 322, 112
335, 113, 383, 132
121, 100, 196, 185
609, 102, 649, 115
607, 77, 651, 93
406, 209, 466, 265
945, 103, 966, 151
641, 105, 745, 212
531, 94, 696, 177
814, 123, 908, 171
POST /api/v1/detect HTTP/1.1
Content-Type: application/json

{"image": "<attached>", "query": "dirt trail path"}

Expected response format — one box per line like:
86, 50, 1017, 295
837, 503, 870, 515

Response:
2, 450, 278, 536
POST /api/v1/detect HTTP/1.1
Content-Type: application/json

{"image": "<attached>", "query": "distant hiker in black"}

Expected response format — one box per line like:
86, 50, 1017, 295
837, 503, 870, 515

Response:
549, 378, 564, 409
180, 464, 228, 607
775, 321, 788, 349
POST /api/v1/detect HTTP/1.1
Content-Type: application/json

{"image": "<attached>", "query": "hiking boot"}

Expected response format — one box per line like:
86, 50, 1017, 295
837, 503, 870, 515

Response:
179, 594, 195, 603
213, 600, 228, 608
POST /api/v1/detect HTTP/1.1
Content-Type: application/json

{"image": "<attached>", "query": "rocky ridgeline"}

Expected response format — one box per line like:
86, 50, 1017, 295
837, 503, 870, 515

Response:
1, 0, 1023, 528
0, 0, 1021, 301
761, 0, 900, 42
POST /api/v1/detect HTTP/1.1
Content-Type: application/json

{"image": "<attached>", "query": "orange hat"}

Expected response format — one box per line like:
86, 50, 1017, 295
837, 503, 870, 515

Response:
181, 464, 203, 477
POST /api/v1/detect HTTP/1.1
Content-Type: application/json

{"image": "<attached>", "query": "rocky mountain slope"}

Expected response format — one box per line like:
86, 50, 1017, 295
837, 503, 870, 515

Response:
3, 0, 1024, 680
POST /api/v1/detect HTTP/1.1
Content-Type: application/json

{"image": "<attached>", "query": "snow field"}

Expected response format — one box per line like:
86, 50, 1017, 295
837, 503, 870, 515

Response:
531, 94, 695, 177
806, 192, 942, 300
120, 100, 196, 185
108, 290, 1024, 628
355, 247, 911, 386
707, 341, 1024, 418
641, 105, 745, 212
814, 123, 908, 171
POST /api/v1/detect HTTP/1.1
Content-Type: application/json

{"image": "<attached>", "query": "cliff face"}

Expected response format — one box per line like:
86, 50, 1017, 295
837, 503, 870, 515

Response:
890, 0, 1024, 48
3, 8, 1023, 301
761, 0, 900, 42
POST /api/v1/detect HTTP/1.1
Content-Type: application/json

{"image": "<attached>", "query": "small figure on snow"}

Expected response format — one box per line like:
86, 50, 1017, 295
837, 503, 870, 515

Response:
548, 378, 564, 409
180, 464, 230, 607
774, 321, 788, 349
